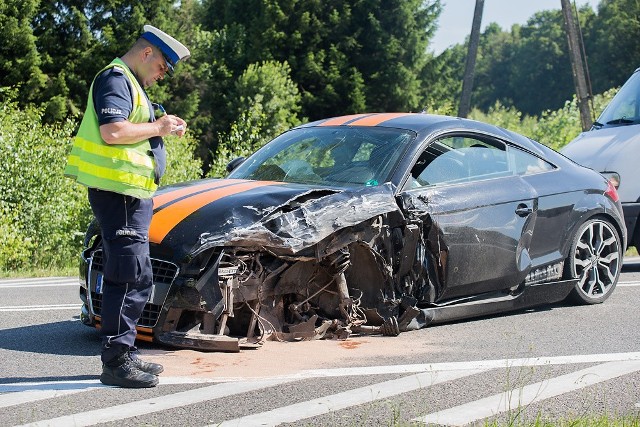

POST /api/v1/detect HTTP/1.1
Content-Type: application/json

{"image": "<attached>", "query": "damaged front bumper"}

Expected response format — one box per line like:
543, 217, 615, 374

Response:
79, 230, 577, 353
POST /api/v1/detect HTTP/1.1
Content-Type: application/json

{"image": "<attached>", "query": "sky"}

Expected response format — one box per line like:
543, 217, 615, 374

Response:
430, 0, 601, 54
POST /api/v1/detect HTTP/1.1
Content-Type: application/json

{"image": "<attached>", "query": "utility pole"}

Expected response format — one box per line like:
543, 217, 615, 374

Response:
458, 0, 484, 118
560, 0, 592, 130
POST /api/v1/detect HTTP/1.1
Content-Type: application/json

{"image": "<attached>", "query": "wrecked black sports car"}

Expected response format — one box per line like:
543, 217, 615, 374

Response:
78, 113, 626, 351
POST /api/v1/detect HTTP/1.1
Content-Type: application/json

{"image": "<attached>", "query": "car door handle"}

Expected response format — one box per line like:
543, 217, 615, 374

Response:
515, 204, 533, 217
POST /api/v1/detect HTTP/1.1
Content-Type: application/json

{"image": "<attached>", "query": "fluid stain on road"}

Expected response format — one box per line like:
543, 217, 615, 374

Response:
339, 340, 368, 350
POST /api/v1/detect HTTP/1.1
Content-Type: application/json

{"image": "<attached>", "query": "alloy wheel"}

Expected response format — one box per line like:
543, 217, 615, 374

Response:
571, 219, 621, 301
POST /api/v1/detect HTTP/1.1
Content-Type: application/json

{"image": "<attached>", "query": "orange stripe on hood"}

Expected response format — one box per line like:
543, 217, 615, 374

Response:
318, 114, 371, 126
153, 179, 247, 210
149, 180, 276, 244
348, 113, 413, 126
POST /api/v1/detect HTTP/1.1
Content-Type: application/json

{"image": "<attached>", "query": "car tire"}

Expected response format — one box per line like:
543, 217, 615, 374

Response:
564, 217, 622, 304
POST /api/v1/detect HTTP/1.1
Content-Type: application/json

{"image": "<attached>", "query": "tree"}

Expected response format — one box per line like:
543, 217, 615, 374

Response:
588, 0, 640, 94
461, 10, 577, 116
0, 0, 45, 105
469, 23, 515, 111
201, 0, 442, 118
196, 0, 441, 170
30, 0, 190, 120
230, 60, 302, 136
349, 0, 441, 112
509, 10, 575, 115
209, 60, 302, 176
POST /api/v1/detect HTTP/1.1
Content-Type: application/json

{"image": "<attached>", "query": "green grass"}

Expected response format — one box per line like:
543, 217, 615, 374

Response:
0, 265, 77, 279
381, 412, 640, 426
382, 409, 640, 426
481, 415, 640, 426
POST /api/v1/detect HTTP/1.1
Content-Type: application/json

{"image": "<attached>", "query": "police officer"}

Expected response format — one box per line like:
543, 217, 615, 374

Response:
65, 25, 190, 388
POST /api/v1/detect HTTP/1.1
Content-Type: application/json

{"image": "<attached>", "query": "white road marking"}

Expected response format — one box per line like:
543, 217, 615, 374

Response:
7, 351, 640, 425
416, 360, 640, 426
0, 283, 78, 289
0, 381, 102, 409
5, 352, 640, 410
17, 378, 293, 427
212, 368, 487, 427
0, 304, 80, 312
617, 281, 640, 287
0, 277, 77, 288
0, 377, 231, 409
290, 351, 640, 379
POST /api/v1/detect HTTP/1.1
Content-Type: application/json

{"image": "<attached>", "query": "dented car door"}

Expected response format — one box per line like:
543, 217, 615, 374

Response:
400, 135, 538, 301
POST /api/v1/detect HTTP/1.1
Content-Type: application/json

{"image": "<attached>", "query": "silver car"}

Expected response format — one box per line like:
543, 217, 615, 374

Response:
561, 67, 640, 250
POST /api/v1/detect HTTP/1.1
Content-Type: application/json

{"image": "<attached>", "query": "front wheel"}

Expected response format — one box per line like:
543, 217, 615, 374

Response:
564, 218, 622, 304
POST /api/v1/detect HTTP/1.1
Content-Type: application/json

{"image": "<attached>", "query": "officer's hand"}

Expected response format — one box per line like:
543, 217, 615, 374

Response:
172, 116, 187, 137
156, 115, 187, 137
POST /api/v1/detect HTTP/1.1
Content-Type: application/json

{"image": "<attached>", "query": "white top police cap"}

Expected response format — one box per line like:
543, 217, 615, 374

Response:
141, 25, 190, 73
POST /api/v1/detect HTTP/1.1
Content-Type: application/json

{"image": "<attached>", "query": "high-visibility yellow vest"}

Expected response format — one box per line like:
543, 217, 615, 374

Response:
65, 58, 158, 199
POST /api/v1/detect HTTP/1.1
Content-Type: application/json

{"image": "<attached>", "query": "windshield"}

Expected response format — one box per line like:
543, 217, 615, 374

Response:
597, 70, 640, 127
228, 126, 415, 187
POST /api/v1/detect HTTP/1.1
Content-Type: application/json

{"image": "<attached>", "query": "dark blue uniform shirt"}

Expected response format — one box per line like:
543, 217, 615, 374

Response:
93, 66, 166, 182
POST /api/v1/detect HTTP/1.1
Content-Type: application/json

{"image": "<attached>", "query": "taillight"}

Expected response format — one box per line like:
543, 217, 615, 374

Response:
605, 180, 619, 203
600, 172, 620, 189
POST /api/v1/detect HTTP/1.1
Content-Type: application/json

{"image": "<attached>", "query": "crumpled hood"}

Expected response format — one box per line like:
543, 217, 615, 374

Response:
561, 125, 640, 202
149, 178, 400, 262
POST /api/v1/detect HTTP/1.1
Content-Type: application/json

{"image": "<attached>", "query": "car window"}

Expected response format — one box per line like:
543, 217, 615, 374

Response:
228, 127, 415, 187
509, 146, 554, 175
408, 135, 553, 189
597, 71, 640, 127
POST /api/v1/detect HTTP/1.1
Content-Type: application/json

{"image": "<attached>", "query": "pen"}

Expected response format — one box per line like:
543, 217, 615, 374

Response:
153, 103, 166, 117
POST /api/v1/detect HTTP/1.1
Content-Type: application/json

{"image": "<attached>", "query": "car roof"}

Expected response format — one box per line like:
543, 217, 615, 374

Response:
297, 112, 544, 154
300, 112, 463, 133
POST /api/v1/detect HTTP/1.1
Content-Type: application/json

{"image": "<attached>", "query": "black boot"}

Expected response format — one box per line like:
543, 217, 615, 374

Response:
100, 353, 159, 388
127, 351, 164, 375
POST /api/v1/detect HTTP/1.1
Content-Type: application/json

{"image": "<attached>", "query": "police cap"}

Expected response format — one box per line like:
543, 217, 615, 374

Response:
140, 25, 190, 75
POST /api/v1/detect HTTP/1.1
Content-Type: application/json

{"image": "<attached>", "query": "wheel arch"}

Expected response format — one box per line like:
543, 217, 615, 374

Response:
559, 192, 627, 261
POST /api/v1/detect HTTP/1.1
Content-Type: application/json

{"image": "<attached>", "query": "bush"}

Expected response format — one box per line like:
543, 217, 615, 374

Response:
208, 61, 302, 178
162, 132, 203, 185
0, 98, 88, 271
0, 95, 202, 274
208, 109, 272, 178
470, 88, 618, 151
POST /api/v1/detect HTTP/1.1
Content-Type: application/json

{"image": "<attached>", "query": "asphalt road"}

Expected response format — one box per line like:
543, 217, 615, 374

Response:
1, 259, 640, 426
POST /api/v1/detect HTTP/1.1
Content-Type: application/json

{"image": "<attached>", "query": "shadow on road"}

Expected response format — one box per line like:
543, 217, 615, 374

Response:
0, 317, 159, 357
0, 318, 99, 356
0, 375, 97, 386
622, 257, 640, 273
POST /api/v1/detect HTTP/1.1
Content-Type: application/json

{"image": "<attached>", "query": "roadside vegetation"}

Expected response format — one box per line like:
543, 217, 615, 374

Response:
0, 93, 201, 276
1, 0, 639, 275
483, 417, 640, 426
391, 417, 640, 426
0, 86, 620, 277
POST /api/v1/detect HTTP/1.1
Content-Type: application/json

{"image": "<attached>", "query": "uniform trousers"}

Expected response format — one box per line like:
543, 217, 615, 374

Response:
88, 188, 154, 363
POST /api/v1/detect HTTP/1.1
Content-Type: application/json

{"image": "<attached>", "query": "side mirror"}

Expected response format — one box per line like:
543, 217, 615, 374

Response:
226, 157, 246, 173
